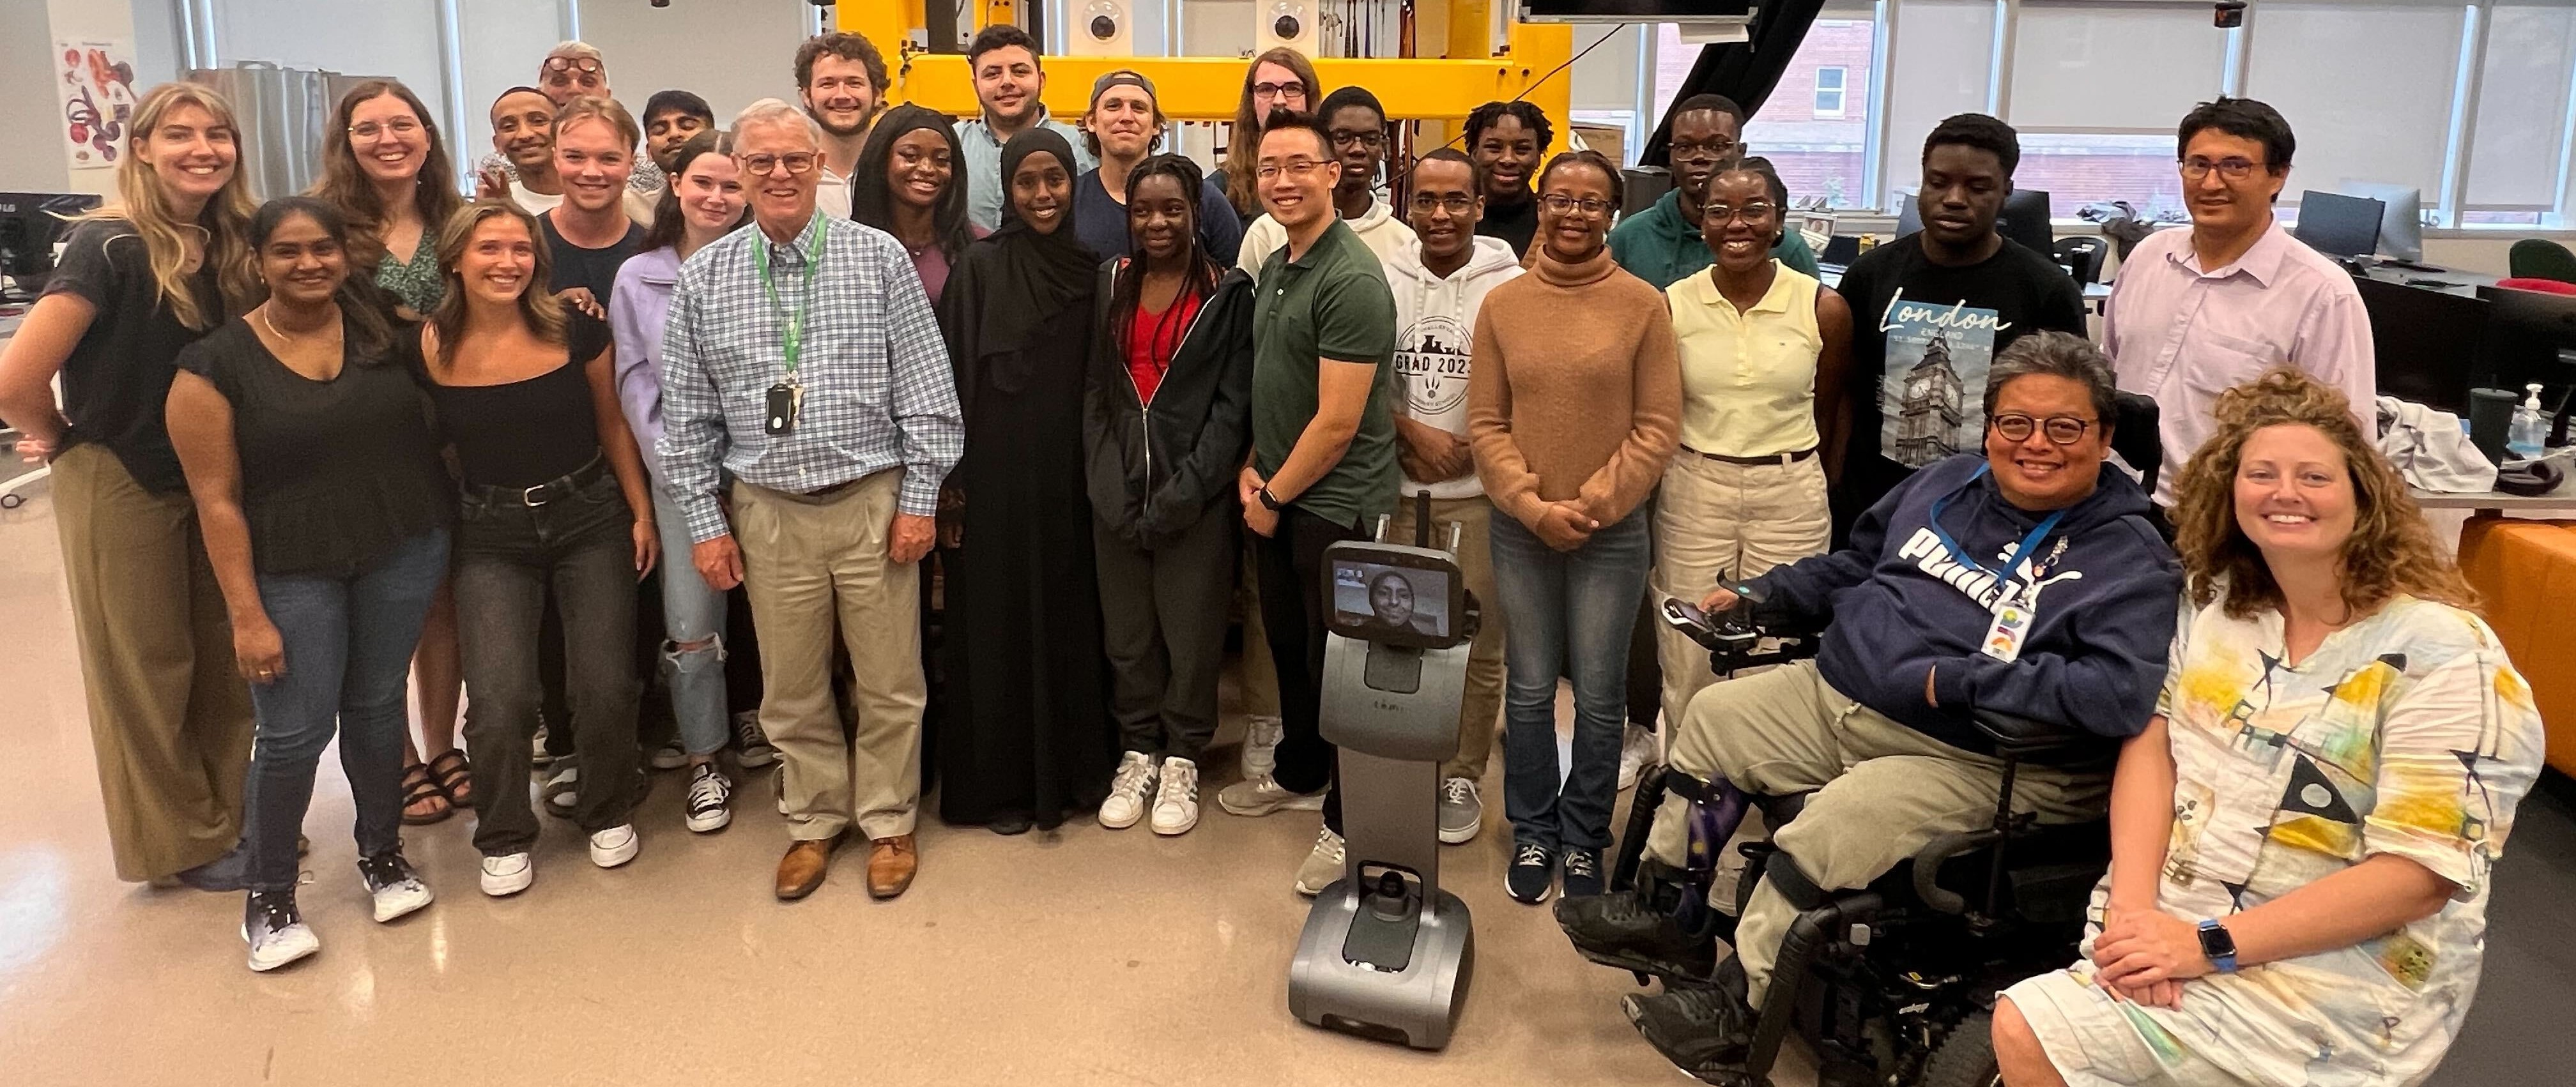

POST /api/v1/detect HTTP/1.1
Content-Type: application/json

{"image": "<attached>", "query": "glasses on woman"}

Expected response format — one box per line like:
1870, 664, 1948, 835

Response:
1989, 413, 2097, 445
1703, 201, 1776, 225
738, 152, 820, 177
2179, 155, 2264, 181
1255, 158, 1333, 181
1540, 194, 1614, 217
348, 118, 422, 142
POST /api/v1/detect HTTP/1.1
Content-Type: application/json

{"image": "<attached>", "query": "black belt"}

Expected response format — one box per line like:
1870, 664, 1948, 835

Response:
1682, 445, 1817, 467
464, 456, 608, 507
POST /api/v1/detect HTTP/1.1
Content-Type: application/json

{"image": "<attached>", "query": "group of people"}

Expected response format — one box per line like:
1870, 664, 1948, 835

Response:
0, 22, 2545, 1087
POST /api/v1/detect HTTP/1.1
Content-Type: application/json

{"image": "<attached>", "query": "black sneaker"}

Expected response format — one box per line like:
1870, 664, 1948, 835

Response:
1560, 847, 1604, 898
1623, 959, 1758, 1078
1506, 842, 1556, 904
241, 890, 318, 972
356, 849, 434, 923
684, 762, 734, 833
1555, 878, 1720, 979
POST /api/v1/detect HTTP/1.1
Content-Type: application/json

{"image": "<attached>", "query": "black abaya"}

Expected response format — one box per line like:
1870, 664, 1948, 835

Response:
930, 130, 1114, 830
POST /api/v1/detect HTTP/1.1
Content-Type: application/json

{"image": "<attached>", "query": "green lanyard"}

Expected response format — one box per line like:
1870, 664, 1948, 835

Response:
751, 218, 829, 377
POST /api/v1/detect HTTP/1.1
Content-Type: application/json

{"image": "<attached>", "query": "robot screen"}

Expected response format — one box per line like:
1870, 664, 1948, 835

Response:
1330, 560, 1454, 644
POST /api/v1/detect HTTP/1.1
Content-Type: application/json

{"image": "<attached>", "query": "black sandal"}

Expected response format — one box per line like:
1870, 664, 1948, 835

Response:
426, 747, 474, 807
400, 761, 453, 825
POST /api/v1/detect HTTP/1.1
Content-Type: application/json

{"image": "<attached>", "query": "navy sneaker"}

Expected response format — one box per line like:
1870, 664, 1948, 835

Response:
1506, 841, 1556, 904
1560, 846, 1604, 898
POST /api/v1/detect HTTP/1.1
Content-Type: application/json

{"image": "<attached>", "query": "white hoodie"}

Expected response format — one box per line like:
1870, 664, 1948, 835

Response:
1384, 234, 1525, 499
1238, 197, 1418, 282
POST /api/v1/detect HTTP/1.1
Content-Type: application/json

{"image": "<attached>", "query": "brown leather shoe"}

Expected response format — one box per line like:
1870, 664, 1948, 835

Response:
866, 834, 917, 900
775, 832, 843, 901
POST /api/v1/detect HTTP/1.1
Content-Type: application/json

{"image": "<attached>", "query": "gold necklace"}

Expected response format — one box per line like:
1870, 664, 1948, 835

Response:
259, 303, 341, 344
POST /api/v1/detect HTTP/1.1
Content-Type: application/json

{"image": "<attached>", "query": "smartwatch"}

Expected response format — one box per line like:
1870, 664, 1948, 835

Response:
1257, 486, 1285, 512
2196, 918, 2239, 973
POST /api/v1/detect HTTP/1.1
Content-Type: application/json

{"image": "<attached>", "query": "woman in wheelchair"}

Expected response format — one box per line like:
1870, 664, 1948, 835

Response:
1991, 370, 2544, 1087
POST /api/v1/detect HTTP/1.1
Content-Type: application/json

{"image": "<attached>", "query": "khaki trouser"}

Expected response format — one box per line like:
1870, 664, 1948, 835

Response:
1389, 494, 1505, 781
1644, 659, 2104, 1003
52, 442, 254, 881
732, 470, 923, 841
1650, 452, 1830, 731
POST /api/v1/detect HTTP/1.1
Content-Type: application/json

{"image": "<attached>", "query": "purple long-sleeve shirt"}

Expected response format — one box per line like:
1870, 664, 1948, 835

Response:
608, 246, 684, 480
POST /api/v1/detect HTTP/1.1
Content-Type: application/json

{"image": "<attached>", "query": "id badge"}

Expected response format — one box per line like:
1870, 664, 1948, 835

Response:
1980, 589, 2034, 663
764, 381, 802, 436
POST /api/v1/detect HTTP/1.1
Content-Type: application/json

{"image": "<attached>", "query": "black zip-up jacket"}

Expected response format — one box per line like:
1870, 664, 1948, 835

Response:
1082, 261, 1256, 547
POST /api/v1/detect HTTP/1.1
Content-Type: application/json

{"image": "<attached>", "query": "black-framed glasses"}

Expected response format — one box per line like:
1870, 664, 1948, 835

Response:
544, 57, 603, 76
1409, 193, 1475, 215
1990, 413, 2097, 445
2179, 155, 2264, 181
1670, 137, 1739, 162
1703, 201, 1777, 225
1330, 129, 1385, 151
1540, 193, 1614, 217
1251, 80, 1307, 101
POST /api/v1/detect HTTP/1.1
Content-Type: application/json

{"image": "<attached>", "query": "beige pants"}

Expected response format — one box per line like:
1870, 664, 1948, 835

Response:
732, 470, 923, 841
1645, 660, 2105, 1003
1390, 494, 1506, 781
1650, 452, 1830, 731
52, 443, 254, 881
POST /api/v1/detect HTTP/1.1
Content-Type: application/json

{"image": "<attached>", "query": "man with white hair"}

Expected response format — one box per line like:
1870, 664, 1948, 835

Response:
474, 42, 665, 195
658, 99, 963, 902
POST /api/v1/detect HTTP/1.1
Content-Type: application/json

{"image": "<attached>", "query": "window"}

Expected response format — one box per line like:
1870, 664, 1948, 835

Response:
1814, 66, 1848, 118
2246, 1, 2468, 211
2465, 3, 2576, 226
1885, 0, 1997, 209
1997, 1, 2226, 220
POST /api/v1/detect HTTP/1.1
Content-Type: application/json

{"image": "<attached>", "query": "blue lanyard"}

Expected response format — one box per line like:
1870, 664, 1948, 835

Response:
1925, 465, 2063, 600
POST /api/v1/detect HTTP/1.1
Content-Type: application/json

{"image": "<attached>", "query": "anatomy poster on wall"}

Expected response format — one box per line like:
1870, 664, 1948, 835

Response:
57, 39, 139, 172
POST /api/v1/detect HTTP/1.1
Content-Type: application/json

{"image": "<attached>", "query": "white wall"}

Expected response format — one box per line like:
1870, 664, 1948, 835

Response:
574, 0, 809, 126
0, 1, 61, 194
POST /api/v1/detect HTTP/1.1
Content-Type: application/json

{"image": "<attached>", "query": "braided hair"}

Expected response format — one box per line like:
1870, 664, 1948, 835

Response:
1108, 153, 1225, 361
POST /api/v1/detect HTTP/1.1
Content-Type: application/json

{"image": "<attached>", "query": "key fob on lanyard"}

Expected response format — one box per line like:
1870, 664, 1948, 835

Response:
764, 381, 802, 436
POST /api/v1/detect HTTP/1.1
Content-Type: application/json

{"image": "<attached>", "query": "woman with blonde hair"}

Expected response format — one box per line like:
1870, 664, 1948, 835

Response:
1220, 46, 1321, 221
0, 82, 260, 887
1992, 369, 2545, 1087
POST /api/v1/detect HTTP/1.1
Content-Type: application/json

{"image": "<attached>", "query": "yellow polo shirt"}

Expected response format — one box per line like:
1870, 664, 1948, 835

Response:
1667, 261, 1823, 459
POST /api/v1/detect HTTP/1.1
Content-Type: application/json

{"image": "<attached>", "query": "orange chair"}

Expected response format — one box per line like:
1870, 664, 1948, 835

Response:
2458, 518, 2576, 775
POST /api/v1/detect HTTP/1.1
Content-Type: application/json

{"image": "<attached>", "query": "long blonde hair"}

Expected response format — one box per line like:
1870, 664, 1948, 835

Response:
426, 201, 567, 363
89, 82, 259, 330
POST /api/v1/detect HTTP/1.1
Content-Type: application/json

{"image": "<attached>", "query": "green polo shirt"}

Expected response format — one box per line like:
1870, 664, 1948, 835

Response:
1251, 218, 1400, 532
1608, 187, 1821, 291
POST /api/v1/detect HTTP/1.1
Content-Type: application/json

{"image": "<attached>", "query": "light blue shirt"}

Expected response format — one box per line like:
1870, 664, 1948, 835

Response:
953, 109, 1096, 232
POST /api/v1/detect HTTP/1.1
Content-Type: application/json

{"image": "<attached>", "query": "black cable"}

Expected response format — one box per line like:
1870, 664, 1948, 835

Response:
1386, 24, 1625, 192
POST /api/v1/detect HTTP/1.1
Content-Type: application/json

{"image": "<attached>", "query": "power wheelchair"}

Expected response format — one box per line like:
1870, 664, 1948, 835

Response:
1587, 393, 2165, 1087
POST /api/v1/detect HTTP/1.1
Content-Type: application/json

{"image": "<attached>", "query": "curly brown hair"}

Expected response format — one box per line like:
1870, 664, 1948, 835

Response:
2170, 369, 2476, 620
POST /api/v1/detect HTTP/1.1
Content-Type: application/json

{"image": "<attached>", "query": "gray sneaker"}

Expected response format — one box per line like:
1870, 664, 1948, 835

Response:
1437, 777, 1483, 844
1293, 828, 1346, 897
1217, 773, 1326, 817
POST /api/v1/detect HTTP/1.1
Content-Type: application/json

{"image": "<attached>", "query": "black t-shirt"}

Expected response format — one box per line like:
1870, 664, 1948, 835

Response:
1830, 234, 2088, 531
174, 317, 454, 576
418, 313, 613, 489
42, 219, 226, 494
539, 211, 647, 301
1476, 193, 1539, 260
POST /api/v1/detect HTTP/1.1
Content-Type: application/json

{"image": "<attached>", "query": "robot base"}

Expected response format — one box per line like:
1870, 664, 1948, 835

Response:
1287, 879, 1474, 1051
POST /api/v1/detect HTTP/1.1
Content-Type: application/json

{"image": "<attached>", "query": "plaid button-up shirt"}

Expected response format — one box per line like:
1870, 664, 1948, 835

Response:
657, 211, 963, 544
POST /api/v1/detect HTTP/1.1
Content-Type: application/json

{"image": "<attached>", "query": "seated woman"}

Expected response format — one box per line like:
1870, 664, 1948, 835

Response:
1994, 370, 2545, 1087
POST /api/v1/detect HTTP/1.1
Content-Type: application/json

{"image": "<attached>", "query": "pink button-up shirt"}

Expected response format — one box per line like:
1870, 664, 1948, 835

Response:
2104, 220, 2375, 505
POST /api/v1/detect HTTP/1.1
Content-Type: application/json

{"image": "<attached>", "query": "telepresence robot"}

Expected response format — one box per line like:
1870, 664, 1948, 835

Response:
1287, 496, 1479, 1050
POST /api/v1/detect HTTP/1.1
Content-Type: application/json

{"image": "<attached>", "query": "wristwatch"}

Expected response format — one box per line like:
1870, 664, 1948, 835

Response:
1257, 486, 1285, 512
2196, 918, 2239, 973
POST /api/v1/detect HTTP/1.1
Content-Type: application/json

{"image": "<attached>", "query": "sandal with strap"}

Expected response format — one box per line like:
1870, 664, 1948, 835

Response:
400, 761, 453, 825
425, 747, 474, 807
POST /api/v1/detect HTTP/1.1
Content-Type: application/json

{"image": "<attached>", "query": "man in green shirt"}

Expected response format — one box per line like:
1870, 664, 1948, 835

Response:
1220, 110, 1400, 898
1609, 94, 1821, 290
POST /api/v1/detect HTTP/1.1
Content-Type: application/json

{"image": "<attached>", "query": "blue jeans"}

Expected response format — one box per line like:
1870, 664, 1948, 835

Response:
1489, 506, 1653, 852
240, 528, 452, 892
651, 480, 728, 756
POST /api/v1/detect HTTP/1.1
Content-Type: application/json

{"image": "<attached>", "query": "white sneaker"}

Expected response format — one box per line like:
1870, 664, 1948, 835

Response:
1437, 777, 1483, 845
355, 850, 434, 923
1241, 715, 1284, 779
1098, 750, 1158, 830
241, 891, 319, 972
1218, 773, 1326, 817
479, 852, 533, 897
774, 764, 789, 816
649, 740, 688, 770
588, 823, 640, 868
1618, 723, 1661, 791
1293, 828, 1346, 897
544, 764, 579, 816
1151, 757, 1200, 835
684, 763, 733, 833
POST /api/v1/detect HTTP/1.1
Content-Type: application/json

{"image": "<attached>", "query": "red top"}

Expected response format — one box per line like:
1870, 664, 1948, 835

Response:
1124, 291, 1202, 405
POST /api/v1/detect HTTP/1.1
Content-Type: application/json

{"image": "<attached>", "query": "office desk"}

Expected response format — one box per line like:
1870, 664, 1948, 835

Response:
2361, 264, 2499, 298
2412, 486, 2576, 515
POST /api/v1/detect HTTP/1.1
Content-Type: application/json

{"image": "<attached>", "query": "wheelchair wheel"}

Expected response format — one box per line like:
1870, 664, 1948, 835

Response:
1918, 1010, 2000, 1087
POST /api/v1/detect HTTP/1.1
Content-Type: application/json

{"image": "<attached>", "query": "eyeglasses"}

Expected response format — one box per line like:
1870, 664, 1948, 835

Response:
543, 57, 603, 77
1250, 81, 1307, 101
1255, 158, 1335, 181
2179, 155, 2266, 181
1669, 137, 1739, 162
348, 118, 422, 141
1990, 413, 2097, 445
1330, 130, 1385, 151
1409, 194, 1475, 215
1702, 201, 1776, 225
1540, 194, 1614, 217
737, 152, 819, 176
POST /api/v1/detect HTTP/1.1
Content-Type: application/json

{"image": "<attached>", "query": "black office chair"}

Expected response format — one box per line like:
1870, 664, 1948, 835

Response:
2109, 390, 2163, 497
2053, 236, 2108, 285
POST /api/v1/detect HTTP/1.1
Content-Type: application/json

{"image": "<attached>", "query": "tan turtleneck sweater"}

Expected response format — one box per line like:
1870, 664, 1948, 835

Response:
1466, 246, 1682, 531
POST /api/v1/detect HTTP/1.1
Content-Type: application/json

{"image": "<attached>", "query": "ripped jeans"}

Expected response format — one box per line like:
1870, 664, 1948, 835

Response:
652, 477, 732, 756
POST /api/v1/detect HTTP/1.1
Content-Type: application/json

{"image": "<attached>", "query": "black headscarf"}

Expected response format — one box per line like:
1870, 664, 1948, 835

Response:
936, 127, 1098, 409
851, 102, 973, 262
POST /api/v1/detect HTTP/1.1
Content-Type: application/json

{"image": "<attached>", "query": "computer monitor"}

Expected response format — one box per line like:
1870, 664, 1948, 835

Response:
2338, 180, 2424, 262
1892, 188, 2052, 255
2292, 191, 2384, 259
2478, 284, 2576, 397
0, 192, 102, 297
1819, 234, 1861, 267
2356, 276, 2487, 413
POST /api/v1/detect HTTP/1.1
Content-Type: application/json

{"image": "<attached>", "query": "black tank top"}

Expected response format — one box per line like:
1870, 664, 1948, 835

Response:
422, 313, 611, 489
